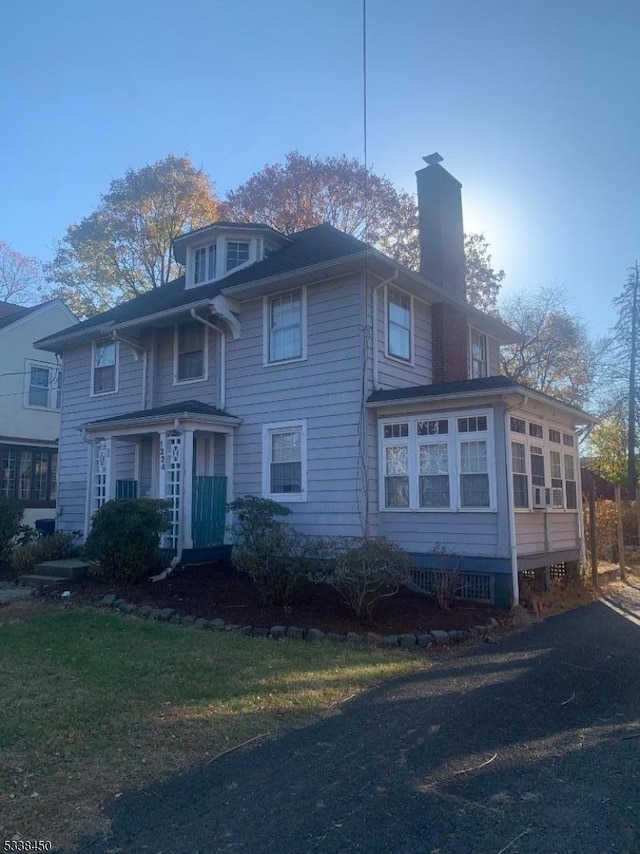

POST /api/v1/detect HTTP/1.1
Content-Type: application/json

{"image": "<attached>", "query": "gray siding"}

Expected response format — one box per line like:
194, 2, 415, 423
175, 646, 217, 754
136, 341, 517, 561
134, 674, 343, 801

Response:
515, 512, 580, 555
226, 277, 366, 538
375, 284, 432, 388
153, 326, 220, 408
57, 341, 146, 533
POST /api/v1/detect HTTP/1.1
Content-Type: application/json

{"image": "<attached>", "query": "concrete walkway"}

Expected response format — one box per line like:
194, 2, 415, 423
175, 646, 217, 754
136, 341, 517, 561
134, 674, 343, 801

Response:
76, 590, 640, 854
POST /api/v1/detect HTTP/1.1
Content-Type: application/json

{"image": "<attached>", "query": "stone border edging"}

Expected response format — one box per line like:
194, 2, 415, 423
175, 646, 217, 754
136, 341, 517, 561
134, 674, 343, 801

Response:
94, 593, 501, 649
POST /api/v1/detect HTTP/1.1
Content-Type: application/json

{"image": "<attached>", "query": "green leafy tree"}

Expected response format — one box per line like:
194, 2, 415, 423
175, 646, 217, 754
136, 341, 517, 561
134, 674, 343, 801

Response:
499, 286, 597, 408
45, 155, 220, 317
0, 241, 43, 304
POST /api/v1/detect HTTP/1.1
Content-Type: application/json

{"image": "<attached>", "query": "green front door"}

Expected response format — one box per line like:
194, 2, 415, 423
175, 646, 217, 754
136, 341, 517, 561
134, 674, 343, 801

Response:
192, 476, 227, 547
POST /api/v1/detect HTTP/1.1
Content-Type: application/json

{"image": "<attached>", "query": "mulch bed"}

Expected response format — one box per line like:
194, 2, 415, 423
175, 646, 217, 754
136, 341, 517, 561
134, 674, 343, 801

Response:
65, 561, 504, 636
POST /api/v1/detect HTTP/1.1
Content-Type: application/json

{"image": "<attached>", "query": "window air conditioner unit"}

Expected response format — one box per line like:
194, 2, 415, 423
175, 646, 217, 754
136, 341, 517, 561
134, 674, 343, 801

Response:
532, 486, 551, 509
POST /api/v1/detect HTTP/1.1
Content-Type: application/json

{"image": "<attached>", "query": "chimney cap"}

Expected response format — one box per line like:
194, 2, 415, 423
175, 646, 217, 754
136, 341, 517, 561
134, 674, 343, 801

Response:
423, 152, 444, 165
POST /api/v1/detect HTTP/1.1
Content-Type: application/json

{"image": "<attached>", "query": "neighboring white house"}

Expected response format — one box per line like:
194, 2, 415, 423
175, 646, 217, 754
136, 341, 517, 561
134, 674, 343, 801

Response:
0, 299, 78, 526
36, 156, 594, 606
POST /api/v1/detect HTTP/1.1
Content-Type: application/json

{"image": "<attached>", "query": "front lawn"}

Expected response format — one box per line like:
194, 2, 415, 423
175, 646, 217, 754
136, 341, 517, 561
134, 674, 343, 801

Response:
0, 601, 425, 850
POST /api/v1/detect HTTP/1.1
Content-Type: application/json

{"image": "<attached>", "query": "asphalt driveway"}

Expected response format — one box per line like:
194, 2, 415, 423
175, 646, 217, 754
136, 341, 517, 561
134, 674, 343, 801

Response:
78, 590, 640, 854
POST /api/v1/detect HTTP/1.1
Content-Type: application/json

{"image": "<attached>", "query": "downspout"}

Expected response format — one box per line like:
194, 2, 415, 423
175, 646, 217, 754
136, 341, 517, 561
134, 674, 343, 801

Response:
111, 331, 148, 409
372, 270, 398, 389
190, 309, 226, 410
503, 394, 528, 607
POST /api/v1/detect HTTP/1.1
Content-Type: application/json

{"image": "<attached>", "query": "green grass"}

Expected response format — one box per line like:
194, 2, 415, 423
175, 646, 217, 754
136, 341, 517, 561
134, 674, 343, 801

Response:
0, 601, 425, 849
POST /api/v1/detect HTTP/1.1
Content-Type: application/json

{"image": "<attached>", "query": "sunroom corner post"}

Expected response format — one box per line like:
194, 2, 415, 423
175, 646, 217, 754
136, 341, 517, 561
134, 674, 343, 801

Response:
224, 431, 234, 545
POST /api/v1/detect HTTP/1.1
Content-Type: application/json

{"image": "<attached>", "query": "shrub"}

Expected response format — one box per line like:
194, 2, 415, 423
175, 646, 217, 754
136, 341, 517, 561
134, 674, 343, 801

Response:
0, 496, 25, 561
10, 531, 79, 575
308, 536, 414, 620
228, 496, 309, 606
84, 498, 170, 583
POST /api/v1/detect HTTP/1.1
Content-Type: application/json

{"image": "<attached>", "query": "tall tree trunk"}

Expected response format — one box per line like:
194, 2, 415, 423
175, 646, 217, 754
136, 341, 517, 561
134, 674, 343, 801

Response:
615, 484, 627, 582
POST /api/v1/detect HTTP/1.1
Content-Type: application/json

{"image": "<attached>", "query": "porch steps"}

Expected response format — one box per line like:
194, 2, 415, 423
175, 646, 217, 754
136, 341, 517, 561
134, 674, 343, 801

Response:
18, 559, 91, 588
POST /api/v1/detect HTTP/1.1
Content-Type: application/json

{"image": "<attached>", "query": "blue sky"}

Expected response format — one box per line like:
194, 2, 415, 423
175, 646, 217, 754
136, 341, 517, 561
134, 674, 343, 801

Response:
1, 0, 638, 336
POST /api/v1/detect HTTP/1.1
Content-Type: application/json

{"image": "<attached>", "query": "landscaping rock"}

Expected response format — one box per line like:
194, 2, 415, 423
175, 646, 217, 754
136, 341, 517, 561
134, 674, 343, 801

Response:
448, 630, 464, 643
119, 602, 137, 614
194, 617, 209, 629
270, 625, 287, 639
225, 624, 240, 632
486, 617, 499, 630
157, 608, 175, 622
100, 594, 117, 607
209, 618, 225, 631
113, 599, 128, 610
169, 614, 182, 624
137, 605, 152, 618
417, 634, 433, 648
346, 632, 363, 643
149, 609, 162, 620
468, 627, 480, 638
327, 632, 346, 643
253, 626, 269, 638
384, 635, 399, 647
307, 628, 325, 642
234, 625, 253, 636
181, 615, 196, 626
431, 630, 451, 645
474, 625, 487, 636
365, 632, 383, 645
399, 634, 417, 648
287, 626, 304, 640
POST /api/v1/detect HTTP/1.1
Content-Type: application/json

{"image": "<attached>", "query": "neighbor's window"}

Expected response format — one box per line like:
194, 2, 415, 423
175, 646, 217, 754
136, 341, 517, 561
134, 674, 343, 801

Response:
226, 240, 250, 271
176, 322, 205, 382
470, 329, 488, 378
387, 287, 411, 361
512, 441, 528, 508
93, 341, 117, 394
0, 445, 57, 506
268, 291, 302, 362
194, 243, 217, 285
26, 362, 59, 409
263, 423, 306, 500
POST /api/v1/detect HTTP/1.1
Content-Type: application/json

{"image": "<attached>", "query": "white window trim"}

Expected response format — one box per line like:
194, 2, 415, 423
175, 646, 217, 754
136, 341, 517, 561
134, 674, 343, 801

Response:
262, 419, 308, 502
385, 284, 414, 365
379, 409, 496, 513
173, 322, 209, 386
24, 359, 59, 411
225, 238, 252, 274
90, 340, 119, 397
509, 415, 579, 513
469, 326, 488, 379
262, 286, 308, 366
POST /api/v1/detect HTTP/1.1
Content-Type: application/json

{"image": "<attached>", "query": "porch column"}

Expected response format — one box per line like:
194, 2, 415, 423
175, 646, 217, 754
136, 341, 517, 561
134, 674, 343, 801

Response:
224, 431, 234, 544
181, 429, 194, 550
104, 437, 117, 501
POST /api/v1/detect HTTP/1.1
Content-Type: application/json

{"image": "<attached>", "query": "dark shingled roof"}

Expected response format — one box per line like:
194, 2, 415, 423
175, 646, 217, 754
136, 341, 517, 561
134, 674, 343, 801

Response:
84, 400, 236, 427
0, 301, 39, 331
368, 375, 519, 403
41, 224, 369, 344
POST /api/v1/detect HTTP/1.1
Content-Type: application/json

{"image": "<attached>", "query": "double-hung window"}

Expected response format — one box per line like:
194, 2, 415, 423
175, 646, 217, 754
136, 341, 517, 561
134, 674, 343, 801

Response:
26, 362, 59, 409
1, 444, 57, 506
417, 419, 450, 508
176, 321, 206, 382
263, 421, 307, 501
267, 290, 304, 363
93, 341, 117, 394
512, 442, 528, 508
550, 450, 564, 507
470, 329, 488, 378
387, 287, 411, 361
564, 453, 577, 509
194, 243, 217, 285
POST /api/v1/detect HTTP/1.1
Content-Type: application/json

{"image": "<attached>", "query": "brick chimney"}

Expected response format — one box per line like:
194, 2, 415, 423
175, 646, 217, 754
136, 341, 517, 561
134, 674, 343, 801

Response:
417, 154, 469, 383
416, 153, 466, 301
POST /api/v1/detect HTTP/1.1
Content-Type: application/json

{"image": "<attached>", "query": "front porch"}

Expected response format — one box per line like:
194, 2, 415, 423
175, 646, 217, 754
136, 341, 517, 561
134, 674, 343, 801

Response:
82, 401, 241, 554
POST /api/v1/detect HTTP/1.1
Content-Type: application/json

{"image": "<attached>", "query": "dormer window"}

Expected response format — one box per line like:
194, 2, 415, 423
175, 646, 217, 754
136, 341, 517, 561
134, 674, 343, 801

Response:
226, 240, 250, 272
194, 243, 216, 285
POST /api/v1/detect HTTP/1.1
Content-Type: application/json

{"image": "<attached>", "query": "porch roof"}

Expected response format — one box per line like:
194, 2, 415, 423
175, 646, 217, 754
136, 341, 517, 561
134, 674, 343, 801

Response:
367, 376, 595, 423
82, 400, 240, 434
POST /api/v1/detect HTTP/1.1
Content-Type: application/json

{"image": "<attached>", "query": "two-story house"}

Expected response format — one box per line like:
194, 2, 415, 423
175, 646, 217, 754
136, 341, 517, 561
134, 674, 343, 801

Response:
0, 298, 77, 526
36, 155, 592, 606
